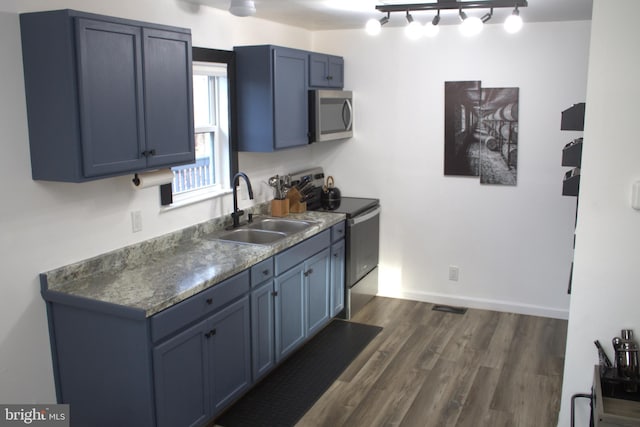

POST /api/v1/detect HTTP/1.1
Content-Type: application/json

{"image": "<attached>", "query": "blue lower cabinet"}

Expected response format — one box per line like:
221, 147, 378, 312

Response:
306, 248, 331, 337
153, 296, 251, 426
274, 264, 306, 362
274, 245, 332, 363
209, 297, 252, 414
251, 280, 276, 381
330, 239, 345, 316
153, 319, 210, 427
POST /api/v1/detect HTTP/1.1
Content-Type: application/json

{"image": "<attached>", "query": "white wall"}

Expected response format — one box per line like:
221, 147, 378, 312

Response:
0, 0, 315, 404
558, 1, 640, 425
312, 21, 590, 319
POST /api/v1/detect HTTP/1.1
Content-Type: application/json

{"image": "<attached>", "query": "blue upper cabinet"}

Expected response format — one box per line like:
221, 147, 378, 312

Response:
20, 10, 195, 182
309, 53, 344, 89
235, 45, 310, 152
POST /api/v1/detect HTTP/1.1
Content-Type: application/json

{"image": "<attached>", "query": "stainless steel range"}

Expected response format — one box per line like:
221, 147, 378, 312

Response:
289, 168, 380, 319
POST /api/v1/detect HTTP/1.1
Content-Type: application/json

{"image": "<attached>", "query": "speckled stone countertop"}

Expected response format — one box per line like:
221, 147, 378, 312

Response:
41, 207, 345, 318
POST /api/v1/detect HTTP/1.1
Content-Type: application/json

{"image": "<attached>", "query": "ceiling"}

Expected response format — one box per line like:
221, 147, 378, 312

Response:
183, 0, 593, 31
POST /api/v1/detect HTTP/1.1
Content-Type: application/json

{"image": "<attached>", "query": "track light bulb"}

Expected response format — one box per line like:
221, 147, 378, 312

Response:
365, 13, 389, 36
424, 12, 440, 37
424, 22, 439, 37
405, 12, 422, 40
504, 7, 523, 33
460, 13, 483, 36
365, 18, 382, 35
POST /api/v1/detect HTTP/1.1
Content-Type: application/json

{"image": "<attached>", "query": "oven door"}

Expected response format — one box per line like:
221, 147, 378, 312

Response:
346, 205, 380, 286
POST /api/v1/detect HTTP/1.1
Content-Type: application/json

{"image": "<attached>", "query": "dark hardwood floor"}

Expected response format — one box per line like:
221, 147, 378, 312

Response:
297, 297, 567, 427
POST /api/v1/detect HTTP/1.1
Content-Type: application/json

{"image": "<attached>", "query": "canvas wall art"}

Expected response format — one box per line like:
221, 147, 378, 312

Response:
444, 81, 519, 186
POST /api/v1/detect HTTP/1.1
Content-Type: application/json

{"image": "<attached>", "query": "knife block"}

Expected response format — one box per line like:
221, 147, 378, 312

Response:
286, 188, 306, 213
271, 199, 289, 217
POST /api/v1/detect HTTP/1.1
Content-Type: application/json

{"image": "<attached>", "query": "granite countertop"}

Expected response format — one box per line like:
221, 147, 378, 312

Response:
41, 210, 346, 318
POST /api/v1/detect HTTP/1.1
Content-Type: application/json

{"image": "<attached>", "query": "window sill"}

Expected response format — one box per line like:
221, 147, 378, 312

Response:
160, 188, 232, 212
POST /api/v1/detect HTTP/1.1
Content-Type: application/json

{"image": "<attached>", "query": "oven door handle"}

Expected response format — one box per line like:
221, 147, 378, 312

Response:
349, 206, 381, 226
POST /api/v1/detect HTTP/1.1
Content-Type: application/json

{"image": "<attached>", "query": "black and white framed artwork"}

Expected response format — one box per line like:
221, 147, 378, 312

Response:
444, 81, 519, 186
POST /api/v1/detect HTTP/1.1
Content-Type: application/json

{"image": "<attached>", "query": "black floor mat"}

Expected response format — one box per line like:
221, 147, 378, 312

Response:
215, 319, 382, 427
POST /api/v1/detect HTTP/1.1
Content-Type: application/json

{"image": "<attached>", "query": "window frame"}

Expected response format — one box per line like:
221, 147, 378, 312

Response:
161, 47, 238, 208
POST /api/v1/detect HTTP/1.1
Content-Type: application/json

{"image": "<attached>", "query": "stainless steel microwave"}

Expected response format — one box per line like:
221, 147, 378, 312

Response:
309, 90, 353, 143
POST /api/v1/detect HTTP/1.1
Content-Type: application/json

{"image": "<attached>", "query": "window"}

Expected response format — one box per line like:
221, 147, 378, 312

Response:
167, 48, 237, 206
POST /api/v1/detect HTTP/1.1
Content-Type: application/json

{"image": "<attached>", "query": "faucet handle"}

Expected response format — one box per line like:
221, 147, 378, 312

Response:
248, 213, 253, 223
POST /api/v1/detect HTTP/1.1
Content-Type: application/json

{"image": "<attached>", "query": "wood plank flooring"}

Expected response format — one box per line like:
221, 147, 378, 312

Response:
296, 297, 567, 427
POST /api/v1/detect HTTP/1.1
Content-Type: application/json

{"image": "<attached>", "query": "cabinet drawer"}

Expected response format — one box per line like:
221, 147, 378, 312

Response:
151, 270, 250, 342
275, 229, 330, 275
251, 257, 274, 287
331, 221, 345, 243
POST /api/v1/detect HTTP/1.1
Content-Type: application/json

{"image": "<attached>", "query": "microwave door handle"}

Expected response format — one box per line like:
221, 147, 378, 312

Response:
342, 99, 353, 130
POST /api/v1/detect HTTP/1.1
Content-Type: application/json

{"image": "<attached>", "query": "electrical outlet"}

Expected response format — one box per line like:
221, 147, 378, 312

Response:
448, 266, 460, 282
131, 210, 142, 233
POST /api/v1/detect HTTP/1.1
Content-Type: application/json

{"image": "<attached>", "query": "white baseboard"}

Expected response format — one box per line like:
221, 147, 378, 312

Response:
376, 289, 569, 320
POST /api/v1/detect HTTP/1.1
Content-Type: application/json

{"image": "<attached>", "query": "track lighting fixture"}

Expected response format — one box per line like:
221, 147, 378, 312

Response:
424, 10, 441, 37
432, 11, 441, 27
459, 9, 483, 36
365, 0, 527, 37
481, 8, 494, 23
504, 6, 523, 33
404, 11, 423, 40
365, 12, 389, 36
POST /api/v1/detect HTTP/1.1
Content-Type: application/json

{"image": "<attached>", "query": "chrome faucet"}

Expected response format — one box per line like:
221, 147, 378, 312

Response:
231, 172, 254, 228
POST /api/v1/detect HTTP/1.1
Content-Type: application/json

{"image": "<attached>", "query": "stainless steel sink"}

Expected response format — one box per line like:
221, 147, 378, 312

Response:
247, 218, 315, 234
215, 228, 287, 245
209, 217, 316, 245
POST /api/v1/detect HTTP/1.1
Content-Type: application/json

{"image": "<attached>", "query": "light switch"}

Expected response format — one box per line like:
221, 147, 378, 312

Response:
632, 181, 640, 210
131, 210, 143, 233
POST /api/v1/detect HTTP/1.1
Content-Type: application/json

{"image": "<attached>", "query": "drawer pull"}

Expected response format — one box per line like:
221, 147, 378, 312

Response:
271, 291, 278, 297
206, 298, 213, 305
205, 329, 216, 338
263, 269, 270, 276
304, 268, 314, 277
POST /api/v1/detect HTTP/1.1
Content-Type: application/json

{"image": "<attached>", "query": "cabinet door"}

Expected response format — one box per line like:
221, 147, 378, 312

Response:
251, 281, 275, 381
76, 18, 147, 177
273, 48, 309, 149
274, 264, 306, 361
330, 239, 346, 317
305, 248, 331, 336
309, 53, 344, 88
328, 55, 344, 88
153, 319, 210, 427
209, 296, 251, 415
309, 53, 330, 87
142, 28, 195, 168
